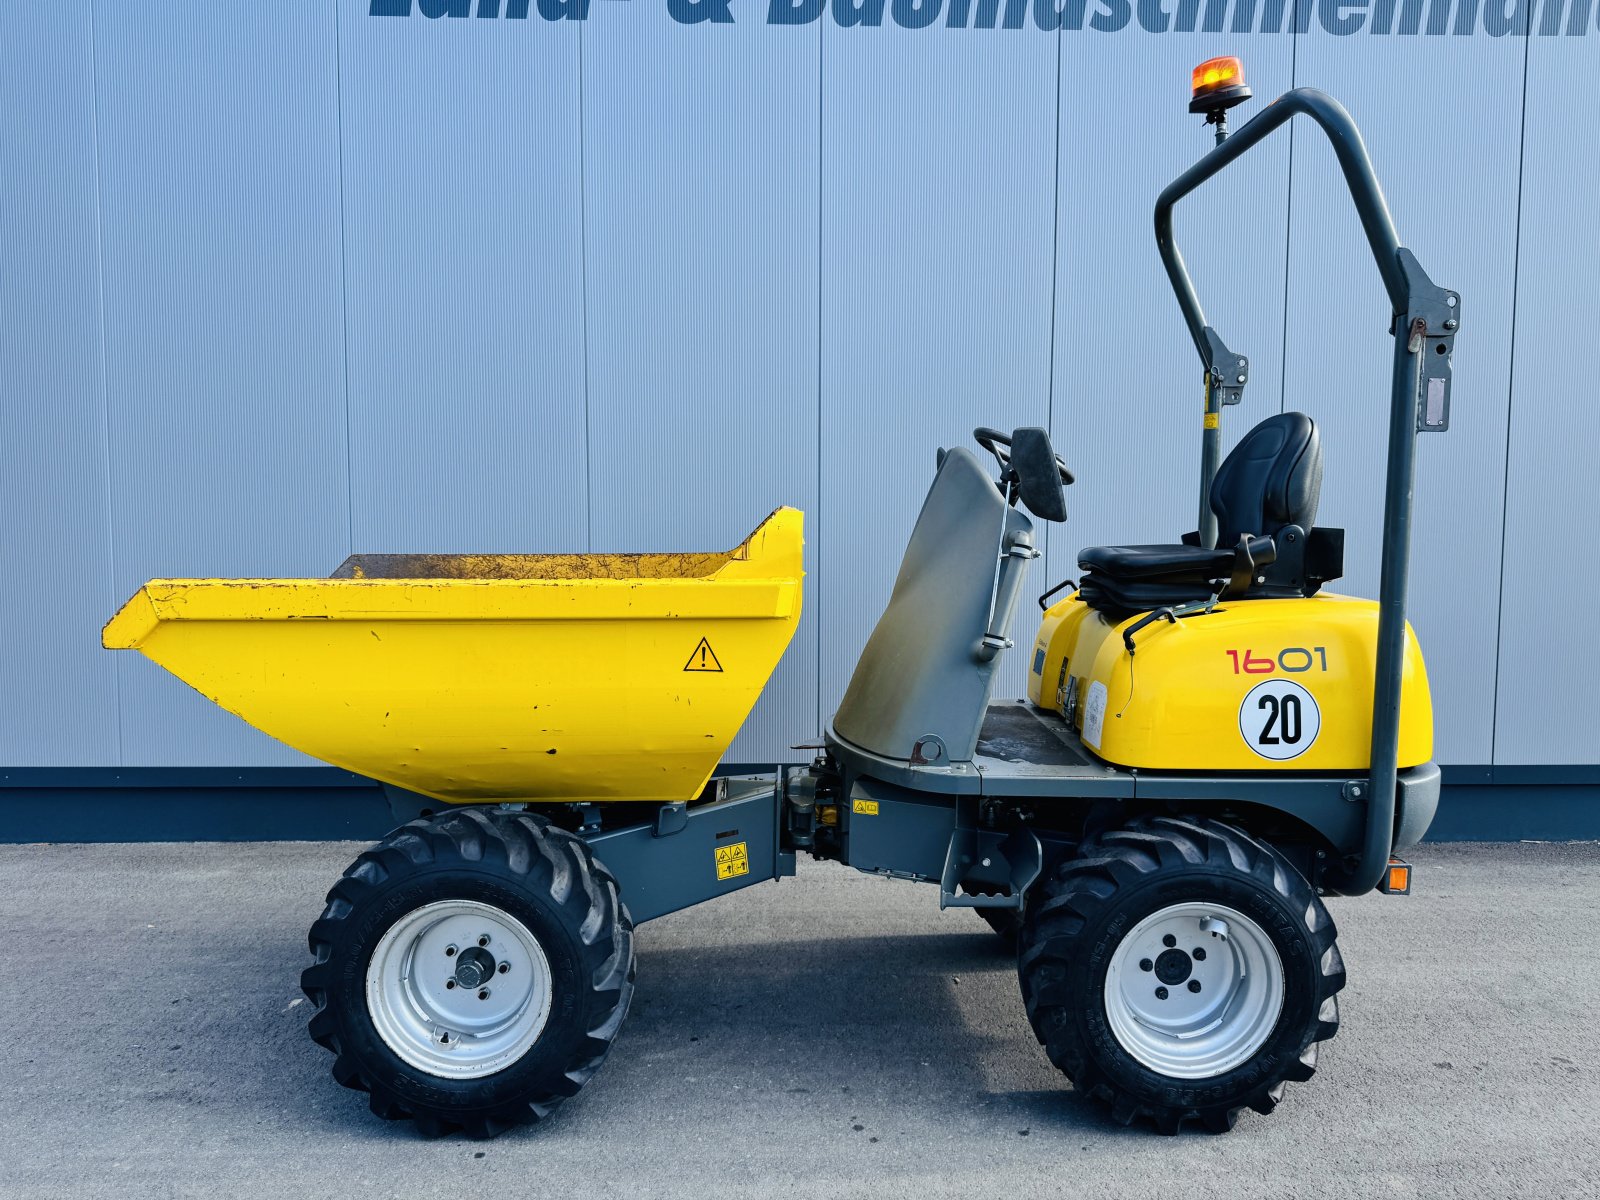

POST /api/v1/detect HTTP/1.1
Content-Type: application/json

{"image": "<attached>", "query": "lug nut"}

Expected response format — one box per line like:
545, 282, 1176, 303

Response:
1162, 934, 1177, 948
478, 935, 491, 947
1188, 980, 1202, 993
446, 980, 456, 990
478, 989, 490, 1001
1139, 958, 1153, 972
1155, 987, 1169, 1000
1193, 948, 1207, 961
445, 945, 457, 957
498, 962, 510, 974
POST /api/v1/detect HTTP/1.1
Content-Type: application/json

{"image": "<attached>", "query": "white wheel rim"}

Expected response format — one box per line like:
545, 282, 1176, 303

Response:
1102, 902, 1285, 1080
365, 899, 553, 1080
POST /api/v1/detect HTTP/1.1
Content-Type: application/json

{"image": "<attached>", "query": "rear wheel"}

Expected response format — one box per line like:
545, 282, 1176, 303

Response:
1018, 815, 1343, 1133
301, 807, 635, 1138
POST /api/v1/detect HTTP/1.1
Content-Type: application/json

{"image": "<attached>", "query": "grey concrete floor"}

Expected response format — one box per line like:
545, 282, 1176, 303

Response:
0, 841, 1595, 1199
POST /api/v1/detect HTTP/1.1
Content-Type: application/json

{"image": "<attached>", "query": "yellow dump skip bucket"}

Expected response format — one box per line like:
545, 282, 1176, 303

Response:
103, 509, 803, 805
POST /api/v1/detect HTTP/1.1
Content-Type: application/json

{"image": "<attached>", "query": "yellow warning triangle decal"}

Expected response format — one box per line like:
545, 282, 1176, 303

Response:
684, 636, 723, 673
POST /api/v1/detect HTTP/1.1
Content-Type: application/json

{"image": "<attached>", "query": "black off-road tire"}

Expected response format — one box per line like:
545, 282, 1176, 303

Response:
1018, 815, 1343, 1134
300, 807, 635, 1138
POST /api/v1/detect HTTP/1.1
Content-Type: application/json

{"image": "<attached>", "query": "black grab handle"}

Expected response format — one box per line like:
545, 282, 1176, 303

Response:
1037, 578, 1077, 612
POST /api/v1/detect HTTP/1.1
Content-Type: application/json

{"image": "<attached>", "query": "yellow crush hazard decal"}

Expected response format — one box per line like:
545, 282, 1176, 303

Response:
714, 841, 749, 881
852, 798, 879, 815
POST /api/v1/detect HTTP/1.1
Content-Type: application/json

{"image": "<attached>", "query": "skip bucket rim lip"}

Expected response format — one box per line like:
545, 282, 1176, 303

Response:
103, 507, 804, 650
102, 578, 803, 648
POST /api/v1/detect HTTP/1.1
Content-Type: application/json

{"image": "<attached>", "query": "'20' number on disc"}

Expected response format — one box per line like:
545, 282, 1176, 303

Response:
1239, 679, 1321, 761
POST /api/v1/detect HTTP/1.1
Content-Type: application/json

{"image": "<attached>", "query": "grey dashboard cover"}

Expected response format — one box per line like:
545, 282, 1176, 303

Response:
832, 446, 1033, 763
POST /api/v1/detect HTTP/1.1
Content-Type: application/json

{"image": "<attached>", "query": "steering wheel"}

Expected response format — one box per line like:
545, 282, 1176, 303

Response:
973, 427, 1075, 485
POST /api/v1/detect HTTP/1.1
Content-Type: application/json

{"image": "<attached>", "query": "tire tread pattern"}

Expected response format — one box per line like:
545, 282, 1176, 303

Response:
1018, 815, 1344, 1135
300, 808, 635, 1139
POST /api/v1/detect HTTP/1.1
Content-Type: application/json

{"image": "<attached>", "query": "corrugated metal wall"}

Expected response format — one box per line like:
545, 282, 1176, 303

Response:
3, 1, 1593, 769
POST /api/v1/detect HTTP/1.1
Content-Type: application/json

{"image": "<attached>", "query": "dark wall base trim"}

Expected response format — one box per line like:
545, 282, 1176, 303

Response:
1440, 763, 1600, 787
1, 764, 1596, 844
0, 769, 392, 843
0, 765, 779, 844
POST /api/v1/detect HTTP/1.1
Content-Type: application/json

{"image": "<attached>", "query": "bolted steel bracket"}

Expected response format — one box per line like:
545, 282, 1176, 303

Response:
1202, 327, 1249, 406
652, 802, 688, 838
1393, 248, 1459, 433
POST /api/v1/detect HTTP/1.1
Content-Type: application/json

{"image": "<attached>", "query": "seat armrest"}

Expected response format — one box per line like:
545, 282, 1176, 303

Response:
1227, 534, 1277, 596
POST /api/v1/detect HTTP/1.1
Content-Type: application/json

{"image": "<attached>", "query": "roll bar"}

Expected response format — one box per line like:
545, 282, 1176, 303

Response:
1154, 87, 1460, 895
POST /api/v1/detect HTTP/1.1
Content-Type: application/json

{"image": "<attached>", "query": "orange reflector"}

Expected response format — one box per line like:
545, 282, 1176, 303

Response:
1191, 56, 1245, 103
1380, 858, 1412, 895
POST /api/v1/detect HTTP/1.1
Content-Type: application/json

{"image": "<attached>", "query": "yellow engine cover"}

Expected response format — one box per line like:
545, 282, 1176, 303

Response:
1026, 593, 1433, 771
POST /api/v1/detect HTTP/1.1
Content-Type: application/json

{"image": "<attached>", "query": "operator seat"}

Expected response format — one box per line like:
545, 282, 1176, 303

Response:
1077, 412, 1344, 617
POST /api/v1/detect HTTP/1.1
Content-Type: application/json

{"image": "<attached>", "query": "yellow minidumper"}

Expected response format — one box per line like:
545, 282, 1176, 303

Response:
105, 63, 1456, 1138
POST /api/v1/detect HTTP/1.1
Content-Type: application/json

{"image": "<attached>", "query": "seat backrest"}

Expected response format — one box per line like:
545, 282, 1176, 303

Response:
1210, 412, 1322, 545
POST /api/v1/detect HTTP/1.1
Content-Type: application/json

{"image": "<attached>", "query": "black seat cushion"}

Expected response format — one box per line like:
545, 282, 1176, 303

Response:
1075, 412, 1326, 618
1078, 574, 1230, 615
1077, 543, 1233, 581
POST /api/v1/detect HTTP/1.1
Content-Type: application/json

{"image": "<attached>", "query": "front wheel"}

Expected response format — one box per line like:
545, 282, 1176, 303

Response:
300, 807, 635, 1138
1018, 816, 1343, 1134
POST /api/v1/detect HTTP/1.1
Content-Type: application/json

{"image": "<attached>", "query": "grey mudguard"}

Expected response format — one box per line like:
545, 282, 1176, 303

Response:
833, 446, 1033, 764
